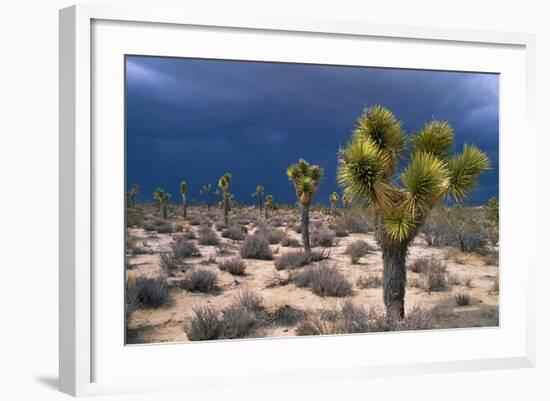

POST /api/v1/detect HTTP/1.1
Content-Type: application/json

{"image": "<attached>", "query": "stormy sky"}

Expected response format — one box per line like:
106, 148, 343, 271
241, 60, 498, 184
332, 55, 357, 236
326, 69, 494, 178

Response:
125, 55, 499, 206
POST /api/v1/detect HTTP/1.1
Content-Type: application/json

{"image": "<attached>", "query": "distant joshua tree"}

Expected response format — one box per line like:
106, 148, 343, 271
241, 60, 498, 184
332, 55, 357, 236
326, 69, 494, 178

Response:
218, 173, 232, 225
180, 180, 187, 219
287, 159, 323, 253
153, 188, 171, 219
337, 105, 489, 319
329, 192, 340, 216
487, 196, 499, 226
342, 192, 351, 209
126, 184, 140, 209
200, 184, 213, 211
251, 185, 266, 214
264, 195, 273, 219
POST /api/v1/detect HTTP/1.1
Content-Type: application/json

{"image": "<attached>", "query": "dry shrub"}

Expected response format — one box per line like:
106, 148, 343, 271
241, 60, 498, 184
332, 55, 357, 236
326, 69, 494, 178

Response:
296, 301, 432, 336
134, 276, 169, 308
217, 257, 246, 276
236, 288, 264, 313
356, 274, 382, 289
455, 292, 472, 306
310, 229, 335, 247
463, 275, 474, 288
184, 289, 264, 341
143, 218, 173, 233
280, 236, 301, 248
294, 264, 352, 297
345, 240, 372, 263
270, 305, 307, 326
172, 240, 200, 258
421, 259, 447, 292
274, 250, 324, 270
185, 305, 222, 341
221, 226, 246, 241
181, 268, 218, 293
240, 234, 273, 260
333, 210, 370, 233
198, 227, 220, 246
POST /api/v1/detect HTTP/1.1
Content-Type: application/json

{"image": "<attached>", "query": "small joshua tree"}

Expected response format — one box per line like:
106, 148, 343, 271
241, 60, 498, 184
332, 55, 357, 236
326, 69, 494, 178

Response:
200, 184, 213, 211
126, 184, 140, 209
153, 188, 171, 219
251, 185, 266, 214
338, 105, 489, 319
265, 195, 273, 219
329, 192, 340, 216
218, 173, 232, 225
287, 159, 323, 253
180, 180, 188, 218
341, 192, 351, 209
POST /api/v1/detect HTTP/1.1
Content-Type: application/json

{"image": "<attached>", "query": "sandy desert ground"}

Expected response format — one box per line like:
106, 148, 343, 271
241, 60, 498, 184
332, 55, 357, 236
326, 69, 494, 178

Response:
125, 205, 499, 344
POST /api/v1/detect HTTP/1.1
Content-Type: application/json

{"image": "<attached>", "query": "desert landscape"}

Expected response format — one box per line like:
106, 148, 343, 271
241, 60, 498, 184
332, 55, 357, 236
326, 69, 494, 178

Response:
125, 199, 499, 343
124, 57, 499, 344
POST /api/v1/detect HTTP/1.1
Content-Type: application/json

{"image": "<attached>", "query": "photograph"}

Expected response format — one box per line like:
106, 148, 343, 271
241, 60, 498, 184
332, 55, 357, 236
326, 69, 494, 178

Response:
124, 55, 499, 344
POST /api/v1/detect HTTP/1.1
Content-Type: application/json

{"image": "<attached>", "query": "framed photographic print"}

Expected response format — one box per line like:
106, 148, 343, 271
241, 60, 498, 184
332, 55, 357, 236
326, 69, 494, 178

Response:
59, 4, 536, 397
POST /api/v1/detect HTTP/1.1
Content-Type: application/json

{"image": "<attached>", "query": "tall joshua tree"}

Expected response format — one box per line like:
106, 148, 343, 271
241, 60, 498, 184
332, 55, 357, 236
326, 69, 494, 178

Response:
287, 159, 323, 253
218, 173, 232, 225
126, 184, 140, 209
251, 185, 265, 214
264, 195, 273, 219
338, 105, 489, 320
153, 188, 171, 219
180, 180, 188, 219
200, 184, 212, 212
329, 192, 340, 216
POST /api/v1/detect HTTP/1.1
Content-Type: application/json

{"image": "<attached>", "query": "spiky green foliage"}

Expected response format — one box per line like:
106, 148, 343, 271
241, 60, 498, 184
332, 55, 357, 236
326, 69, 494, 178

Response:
338, 105, 490, 243
153, 188, 171, 219
287, 159, 323, 206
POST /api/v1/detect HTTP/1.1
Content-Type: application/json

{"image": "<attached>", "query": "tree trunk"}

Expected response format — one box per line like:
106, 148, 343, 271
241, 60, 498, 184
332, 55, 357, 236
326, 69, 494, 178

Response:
301, 204, 310, 253
265, 206, 268, 220
207, 199, 211, 212
331, 203, 336, 216
382, 241, 408, 320
223, 194, 229, 225
182, 194, 187, 219
162, 204, 168, 220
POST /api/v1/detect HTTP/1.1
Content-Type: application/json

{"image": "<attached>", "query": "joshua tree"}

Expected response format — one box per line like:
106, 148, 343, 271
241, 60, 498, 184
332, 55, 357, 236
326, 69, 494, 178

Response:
126, 184, 140, 209
251, 185, 265, 214
337, 105, 489, 320
200, 184, 212, 211
153, 188, 171, 219
287, 159, 323, 253
264, 195, 273, 219
218, 173, 232, 225
180, 180, 187, 218
487, 196, 499, 226
329, 192, 340, 216
342, 192, 351, 209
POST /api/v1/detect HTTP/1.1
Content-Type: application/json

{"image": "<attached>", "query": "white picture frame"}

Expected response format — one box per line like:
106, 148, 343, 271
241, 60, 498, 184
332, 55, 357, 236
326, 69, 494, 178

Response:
59, 4, 536, 397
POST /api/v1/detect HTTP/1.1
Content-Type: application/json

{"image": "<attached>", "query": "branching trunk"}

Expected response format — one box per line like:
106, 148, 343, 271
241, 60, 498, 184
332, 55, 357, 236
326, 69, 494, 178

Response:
382, 240, 408, 320
301, 204, 311, 253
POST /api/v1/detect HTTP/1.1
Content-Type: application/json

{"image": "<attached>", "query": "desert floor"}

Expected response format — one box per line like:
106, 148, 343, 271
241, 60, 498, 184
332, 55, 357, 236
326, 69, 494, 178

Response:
126, 207, 499, 344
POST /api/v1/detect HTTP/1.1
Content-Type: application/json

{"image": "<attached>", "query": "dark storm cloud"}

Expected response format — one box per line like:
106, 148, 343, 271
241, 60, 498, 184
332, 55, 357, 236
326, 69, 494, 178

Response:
126, 56, 499, 206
